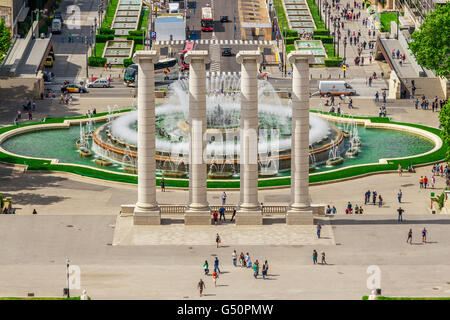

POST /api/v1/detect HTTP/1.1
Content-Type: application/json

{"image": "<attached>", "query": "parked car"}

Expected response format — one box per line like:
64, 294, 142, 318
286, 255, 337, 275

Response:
44, 55, 53, 67
54, 12, 63, 23
318, 80, 356, 96
220, 16, 230, 23
222, 47, 232, 56
86, 78, 111, 88
63, 84, 88, 93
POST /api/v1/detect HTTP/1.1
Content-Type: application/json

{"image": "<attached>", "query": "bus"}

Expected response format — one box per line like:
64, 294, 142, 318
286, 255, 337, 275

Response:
180, 41, 196, 71
201, 6, 214, 31
124, 58, 179, 86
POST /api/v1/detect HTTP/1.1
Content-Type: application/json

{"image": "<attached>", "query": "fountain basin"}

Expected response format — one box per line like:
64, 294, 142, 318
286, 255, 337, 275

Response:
162, 170, 187, 178
95, 158, 113, 167
326, 157, 344, 166
78, 148, 92, 158
208, 172, 234, 179
345, 148, 359, 158
123, 166, 138, 174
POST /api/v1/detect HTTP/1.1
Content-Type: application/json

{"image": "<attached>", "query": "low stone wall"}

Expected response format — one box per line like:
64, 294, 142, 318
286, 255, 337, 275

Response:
0, 74, 44, 100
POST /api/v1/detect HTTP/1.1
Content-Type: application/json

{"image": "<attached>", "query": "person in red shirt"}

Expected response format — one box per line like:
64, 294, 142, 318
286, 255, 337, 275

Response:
424, 176, 428, 188
213, 211, 218, 224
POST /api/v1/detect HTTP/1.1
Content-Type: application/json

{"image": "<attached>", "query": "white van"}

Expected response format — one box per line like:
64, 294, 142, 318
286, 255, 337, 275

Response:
318, 81, 356, 96
51, 18, 62, 34
169, 3, 179, 13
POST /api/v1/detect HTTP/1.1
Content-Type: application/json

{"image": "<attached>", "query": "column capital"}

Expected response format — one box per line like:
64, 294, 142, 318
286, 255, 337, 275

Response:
133, 50, 159, 64
236, 50, 263, 64
287, 51, 315, 65
185, 50, 211, 64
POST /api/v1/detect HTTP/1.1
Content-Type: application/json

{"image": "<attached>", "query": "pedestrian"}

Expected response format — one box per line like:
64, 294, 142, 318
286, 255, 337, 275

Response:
246, 252, 252, 268
219, 206, 226, 221
419, 176, 424, 188
262, 260, 268, 279
203, 260, 209, 275
422, 227, 427, 243
378, 195, 383, 207
372, 190, 377, 205
28, 110, 32, 120
214, 256, 221, 273
215, 233, 221, 248
407, 228, 413, 244
213, 210, 218, 224
232, 250, 237, 267
331, 206, 337, 214
240, 252, 245, 267
375, 91, 379, 102
161, 177, 165, 192
231, 207, 236, 222
326, 205, 331, 215
431, 176, 435, 189
365, 190, 370, 204
321, 252, 327, 265
253, 261, 259, 279
398, 164, 403, 176
32, 101, 36, 111
424, 176, 428, 188
317, 223, 322, 238
397, 207, 404, 222
32, 209, 37, 215
382, 90, 386, 103
222, 191, 227, 205
197, 279, 205, 297
212, 271, 218, 287
398, 189, 402, 203
312, 250, 318, 264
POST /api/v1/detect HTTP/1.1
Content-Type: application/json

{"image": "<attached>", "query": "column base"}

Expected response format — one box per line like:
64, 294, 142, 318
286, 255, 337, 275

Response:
184, 208, 211, 225
235, 208, 263, 225
286, 206, 314, 225
133, 205, 161, 225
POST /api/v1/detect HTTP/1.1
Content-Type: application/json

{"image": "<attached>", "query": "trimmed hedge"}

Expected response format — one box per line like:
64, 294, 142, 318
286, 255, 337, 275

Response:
88, 56, 107, 67
123, 58, 133, 68
95, 34, 114, 43
313, 35, 333, 43
285, 36, 300, 45
127, 35, 143, 45
313, 29, 330, 36
128, 30, 144, 37
324, 57, 344, 67
285, 30, 299, 37
98, 27, 115, 35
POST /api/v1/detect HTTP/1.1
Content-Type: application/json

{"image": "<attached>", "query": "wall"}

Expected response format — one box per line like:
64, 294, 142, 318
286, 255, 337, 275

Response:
0, 72, 44, 100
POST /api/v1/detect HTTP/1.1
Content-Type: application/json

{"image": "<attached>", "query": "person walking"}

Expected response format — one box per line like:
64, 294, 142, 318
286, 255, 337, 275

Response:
331, 206, 337, 214
407, 228, 413, 244
312, 250, 318, 264
215, 233, 221, 248
222, 192, 227, 205
253, 261, 259, 279
321, 252, 327, 265
230, 207, 236, 222
262, 261, 268, 279
397, 207, 404, 222
161, 177, 165, 192
431, 176, 435, 189
317, 223, 322, 238
203, 260, 209, 275
214, 257, 221, 273
372, 190, 377, 205
219, 206, 226, 222
419, 176, 424, 188
424, 176, 428, 188
240, 252, 245, 267
197, 279, 206, 297
398, 189, 403, 203
422, 227, 427, 243
232, 250, 237, 267
398, 164, 403, 176
212, 271, 218, 287
213, 211, 218, 225
378, 195, 383, 207
365, 190, 370, 204
32, 209, 37, 215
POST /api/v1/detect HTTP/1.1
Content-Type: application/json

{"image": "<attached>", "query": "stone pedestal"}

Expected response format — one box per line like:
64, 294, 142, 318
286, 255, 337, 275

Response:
236, 51, 263, 225
286, 51, 315, 225
184, 51, 211, 225
132, 50, 160, 225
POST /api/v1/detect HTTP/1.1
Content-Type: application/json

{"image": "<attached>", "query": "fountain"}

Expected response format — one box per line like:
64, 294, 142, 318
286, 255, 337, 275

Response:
91, 76, 343, 177
326, 140, 344, 166
77, 122, 92, 158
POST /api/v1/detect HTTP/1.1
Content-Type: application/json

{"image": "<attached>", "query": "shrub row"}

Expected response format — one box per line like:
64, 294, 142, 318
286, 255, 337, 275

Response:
285, 36, 300, 45
88, 56, 107, 67
95, 34, 114, 43
284, 29, 299, 37
128, 30, 144, 37
324, 57, 344, 67
98, 27, 115, 35
127, 35, 143, 45
313, 28, 330, 36
313, 35, 333, 43
123, 58, 134, 68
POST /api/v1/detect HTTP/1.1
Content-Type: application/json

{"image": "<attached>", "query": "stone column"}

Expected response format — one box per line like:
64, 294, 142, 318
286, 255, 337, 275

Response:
286, 51, 314, 225
133, 50, 161, 225
184, 51, 211, 225
236, 51, 263, 225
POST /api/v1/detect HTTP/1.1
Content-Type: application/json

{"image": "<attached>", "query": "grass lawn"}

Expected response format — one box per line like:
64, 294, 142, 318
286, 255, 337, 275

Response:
307, 0, 326, 29
92, 42, 106, 58
380, 12, 398, 33
138, 8, 149, 31
273, 0, 290, 30
102, 0, 119, 28
286, 44, 296, 55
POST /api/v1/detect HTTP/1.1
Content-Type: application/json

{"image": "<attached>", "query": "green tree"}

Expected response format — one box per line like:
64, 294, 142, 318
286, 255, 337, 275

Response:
409, 3, 450, 78
0, 18, 12, 62
439, 99, 450, 161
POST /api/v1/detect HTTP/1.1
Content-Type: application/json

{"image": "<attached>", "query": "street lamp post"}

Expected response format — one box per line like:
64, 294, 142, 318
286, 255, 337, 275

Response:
324, 4, 327, 29
327, 8, 331, 32
66, 258, 70, 298
283, 26, 287, 77
337, 24, 340, 57
318, 0, 321, 21
85, 36, 89, 80
343, 37, 347, 64
333, 21, 336, 57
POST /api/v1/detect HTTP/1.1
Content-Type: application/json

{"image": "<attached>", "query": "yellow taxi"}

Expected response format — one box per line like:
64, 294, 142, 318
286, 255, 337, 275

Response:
44, 55, 54, 67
